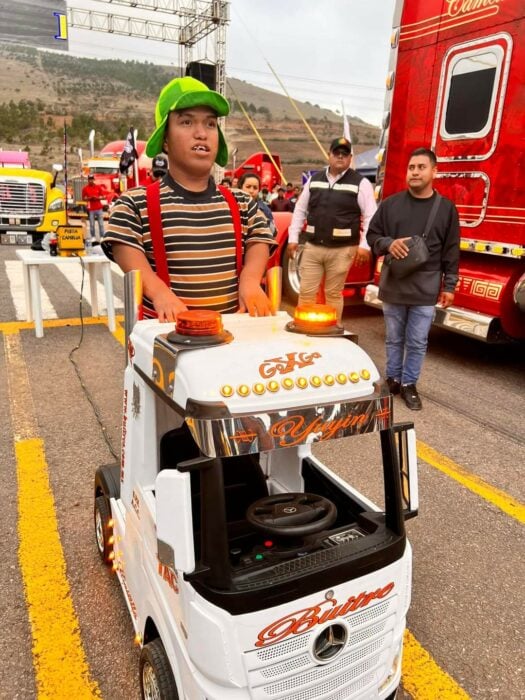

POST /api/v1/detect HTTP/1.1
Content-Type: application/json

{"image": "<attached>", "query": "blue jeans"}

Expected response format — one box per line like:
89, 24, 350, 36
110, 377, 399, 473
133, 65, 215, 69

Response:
382, 303, 435, 385
88, 209, 105, 239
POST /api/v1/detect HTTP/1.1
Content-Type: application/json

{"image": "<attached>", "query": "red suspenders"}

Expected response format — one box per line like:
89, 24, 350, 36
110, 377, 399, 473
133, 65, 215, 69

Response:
217, 184, 243, 277
145, 180, 170, 287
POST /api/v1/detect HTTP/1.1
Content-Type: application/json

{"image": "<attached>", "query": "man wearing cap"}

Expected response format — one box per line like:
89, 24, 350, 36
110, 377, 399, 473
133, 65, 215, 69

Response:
82, 174, 106, 242
146, 155, 168, 184
102, 77, 275, 321
287, 137, 377, 322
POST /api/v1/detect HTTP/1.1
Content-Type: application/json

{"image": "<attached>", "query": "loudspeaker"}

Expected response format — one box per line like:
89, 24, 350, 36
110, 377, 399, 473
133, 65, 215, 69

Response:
185, 62, 216, 91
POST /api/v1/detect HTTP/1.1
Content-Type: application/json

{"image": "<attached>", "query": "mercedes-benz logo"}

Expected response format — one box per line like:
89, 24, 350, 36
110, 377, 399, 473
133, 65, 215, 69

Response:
312, 624, 348, 663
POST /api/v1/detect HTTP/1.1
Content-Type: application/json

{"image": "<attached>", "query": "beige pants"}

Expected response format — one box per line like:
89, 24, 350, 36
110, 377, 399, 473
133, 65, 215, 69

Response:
298, 242, 357, 321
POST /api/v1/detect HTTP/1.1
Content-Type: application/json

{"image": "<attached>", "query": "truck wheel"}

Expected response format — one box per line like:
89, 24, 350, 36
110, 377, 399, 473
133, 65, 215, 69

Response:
140, 638, 179, 700
282, 244, 303, 305
94, 495, 113, 564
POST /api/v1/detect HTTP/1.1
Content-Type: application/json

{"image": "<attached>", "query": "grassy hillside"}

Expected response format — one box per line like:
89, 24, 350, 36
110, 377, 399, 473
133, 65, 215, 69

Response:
0, 43, 380, 183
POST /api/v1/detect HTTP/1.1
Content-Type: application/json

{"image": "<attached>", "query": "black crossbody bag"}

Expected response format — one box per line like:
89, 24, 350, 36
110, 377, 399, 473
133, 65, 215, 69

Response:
385, 193, 442, 279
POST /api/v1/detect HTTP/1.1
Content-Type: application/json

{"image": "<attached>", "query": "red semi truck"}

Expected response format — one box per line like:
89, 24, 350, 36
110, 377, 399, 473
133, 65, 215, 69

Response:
365, 0, 525, 342
70, 139, 152, 212
224, 151, 283, 191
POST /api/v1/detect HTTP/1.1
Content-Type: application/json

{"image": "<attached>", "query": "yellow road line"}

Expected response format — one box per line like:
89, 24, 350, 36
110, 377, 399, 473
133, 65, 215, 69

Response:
403, 630, 470, 699
0, 315, 125, 335
4, 331, 101, 699
417, 440, 525, 525
112, 319, 126, 346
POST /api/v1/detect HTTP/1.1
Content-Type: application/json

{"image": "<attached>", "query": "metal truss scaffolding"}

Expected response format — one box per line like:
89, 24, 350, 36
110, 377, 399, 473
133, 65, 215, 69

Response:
68, 0, 229, 96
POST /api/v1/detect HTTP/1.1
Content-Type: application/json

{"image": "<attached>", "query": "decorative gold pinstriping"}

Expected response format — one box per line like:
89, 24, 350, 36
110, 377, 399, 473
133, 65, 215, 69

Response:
399, 6, 500, 43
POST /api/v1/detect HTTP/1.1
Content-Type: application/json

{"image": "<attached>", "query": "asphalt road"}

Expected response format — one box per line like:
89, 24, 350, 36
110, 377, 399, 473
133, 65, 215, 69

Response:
0, 245, 523, 700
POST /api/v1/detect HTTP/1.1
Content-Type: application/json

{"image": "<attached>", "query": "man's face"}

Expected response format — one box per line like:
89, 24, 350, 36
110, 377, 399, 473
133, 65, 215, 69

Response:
164, 106, 219, 177
328, 148, 352, 175
406, 155, 436, 193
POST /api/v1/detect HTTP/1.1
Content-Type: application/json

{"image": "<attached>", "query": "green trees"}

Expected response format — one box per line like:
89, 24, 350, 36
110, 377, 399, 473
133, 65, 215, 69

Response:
0, 100, 46, 142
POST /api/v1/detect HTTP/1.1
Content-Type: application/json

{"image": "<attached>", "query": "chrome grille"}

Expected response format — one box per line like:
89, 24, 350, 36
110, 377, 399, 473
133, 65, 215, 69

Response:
263, 638, 384, 695
0, 180, 45, 215
245, 597, 396, 700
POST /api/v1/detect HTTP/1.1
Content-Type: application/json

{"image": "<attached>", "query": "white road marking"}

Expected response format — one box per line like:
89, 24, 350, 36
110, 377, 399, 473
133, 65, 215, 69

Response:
4, 260, 124, 320
55, 261, 123, 313
5, 260, 57, 320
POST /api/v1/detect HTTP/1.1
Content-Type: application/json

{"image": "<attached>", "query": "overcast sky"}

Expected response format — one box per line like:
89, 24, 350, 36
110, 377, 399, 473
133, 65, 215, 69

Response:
67, 0, 396, 126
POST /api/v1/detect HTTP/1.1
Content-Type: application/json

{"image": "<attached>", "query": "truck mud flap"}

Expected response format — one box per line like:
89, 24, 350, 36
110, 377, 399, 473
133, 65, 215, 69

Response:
95, 463, 121, 499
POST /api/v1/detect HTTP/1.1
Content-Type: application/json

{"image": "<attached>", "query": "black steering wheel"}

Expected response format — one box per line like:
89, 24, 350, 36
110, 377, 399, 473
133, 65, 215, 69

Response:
246, 492, 337, 537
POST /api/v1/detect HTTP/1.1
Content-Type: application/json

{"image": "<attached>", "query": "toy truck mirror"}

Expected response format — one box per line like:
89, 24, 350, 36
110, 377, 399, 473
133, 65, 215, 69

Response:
156, 470, 195, 574
124, 270, 143, 366
393, 423, 419, 519
266, 265, 282, 314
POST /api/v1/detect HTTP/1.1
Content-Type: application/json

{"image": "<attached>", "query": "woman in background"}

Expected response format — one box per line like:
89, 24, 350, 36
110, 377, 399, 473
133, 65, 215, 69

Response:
238, 172, 276, 235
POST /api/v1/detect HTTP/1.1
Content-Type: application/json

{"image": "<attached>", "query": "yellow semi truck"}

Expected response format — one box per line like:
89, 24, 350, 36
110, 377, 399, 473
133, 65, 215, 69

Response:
0, 150, 67, 246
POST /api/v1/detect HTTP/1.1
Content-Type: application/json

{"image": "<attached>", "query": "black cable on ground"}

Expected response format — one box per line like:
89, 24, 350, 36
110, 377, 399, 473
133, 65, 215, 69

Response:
68, 254, 119, 461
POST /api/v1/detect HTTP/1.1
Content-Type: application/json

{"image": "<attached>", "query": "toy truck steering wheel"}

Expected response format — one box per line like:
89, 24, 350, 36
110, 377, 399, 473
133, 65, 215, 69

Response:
246, 493, 337, 537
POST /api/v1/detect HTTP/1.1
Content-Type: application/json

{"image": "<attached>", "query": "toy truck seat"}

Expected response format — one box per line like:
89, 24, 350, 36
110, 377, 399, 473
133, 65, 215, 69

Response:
160, 422, 269, 527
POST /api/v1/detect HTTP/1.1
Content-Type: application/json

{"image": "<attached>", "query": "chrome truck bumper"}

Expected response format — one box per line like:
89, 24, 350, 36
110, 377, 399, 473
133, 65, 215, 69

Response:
364, 284, 502, 342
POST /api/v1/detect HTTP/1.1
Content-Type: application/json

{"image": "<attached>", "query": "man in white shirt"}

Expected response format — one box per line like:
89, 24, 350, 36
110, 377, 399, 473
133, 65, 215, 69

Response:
287, 138, 377, 321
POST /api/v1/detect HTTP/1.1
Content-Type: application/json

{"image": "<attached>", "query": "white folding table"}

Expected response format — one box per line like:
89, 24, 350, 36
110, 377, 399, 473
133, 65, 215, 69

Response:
15, 249, 116, 338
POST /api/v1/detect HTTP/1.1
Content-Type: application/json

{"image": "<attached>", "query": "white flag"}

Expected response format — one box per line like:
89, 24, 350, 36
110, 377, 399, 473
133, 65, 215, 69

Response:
341, 101, 352, 142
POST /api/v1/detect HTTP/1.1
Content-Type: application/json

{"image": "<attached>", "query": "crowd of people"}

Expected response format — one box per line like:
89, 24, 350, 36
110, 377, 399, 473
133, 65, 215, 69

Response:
101, 75, 460, 413
221, 176, 303, 213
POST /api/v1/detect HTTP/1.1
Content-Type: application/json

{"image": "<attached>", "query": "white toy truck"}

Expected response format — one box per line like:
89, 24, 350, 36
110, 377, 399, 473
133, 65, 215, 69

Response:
94, 282, 418, 700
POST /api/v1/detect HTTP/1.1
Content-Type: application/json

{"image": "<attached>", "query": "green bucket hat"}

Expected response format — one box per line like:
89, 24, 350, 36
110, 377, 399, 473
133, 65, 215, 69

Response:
146, 76, 230, 166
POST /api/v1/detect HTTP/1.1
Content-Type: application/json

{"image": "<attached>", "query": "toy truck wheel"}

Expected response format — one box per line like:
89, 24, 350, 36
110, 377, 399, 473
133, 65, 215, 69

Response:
140, 638, 178, 700
282, 244, 303, 304
94, 495, 113, 564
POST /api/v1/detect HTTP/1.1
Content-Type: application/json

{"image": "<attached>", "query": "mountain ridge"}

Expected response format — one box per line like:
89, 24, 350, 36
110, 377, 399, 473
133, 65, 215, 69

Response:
0, 43, 380, 183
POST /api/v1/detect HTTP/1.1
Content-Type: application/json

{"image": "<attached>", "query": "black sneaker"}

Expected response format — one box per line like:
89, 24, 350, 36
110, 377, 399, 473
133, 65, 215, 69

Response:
386, 377, 401, 395
401, 384, 422, 410
31, 238, 44, 251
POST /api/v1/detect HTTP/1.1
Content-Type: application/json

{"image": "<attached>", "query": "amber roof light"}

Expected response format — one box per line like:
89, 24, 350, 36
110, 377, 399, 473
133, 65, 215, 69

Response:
286, 304, 343, 335
176, 310, 223, 337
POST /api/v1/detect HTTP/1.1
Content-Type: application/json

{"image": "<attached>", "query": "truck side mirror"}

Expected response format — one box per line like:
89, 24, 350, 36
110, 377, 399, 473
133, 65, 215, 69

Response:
393, 423, 419, 519
51, 163, 63, 187
156, 469, 195, 574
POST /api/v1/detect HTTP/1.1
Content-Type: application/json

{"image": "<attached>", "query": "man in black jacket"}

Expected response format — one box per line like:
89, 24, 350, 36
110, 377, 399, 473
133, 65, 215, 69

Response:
366, 148, 460, 410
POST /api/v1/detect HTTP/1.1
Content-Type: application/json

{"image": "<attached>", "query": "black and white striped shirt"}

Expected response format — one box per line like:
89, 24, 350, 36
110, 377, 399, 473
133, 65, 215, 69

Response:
102, 175, 276, 315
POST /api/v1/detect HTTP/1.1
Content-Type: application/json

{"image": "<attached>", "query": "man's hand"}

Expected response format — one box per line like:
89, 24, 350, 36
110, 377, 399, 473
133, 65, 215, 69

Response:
354, 246, 371, 266
288, 242, 299, 258
388, 237, 411, 259
152, 286, 188, 323
112, 243, 187, 323
437, 291, 454, 309
238, 276, 272, 316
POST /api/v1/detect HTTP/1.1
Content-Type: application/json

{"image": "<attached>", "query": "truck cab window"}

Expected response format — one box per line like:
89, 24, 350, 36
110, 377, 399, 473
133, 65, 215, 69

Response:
442, 46, 503, 138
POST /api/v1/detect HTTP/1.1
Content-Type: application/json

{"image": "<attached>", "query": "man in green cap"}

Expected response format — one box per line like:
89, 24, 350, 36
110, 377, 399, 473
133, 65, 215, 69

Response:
102, 76, 276, 320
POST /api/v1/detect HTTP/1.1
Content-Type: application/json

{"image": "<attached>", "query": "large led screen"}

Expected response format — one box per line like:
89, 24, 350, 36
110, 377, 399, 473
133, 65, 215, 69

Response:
0, 0, 68, 51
